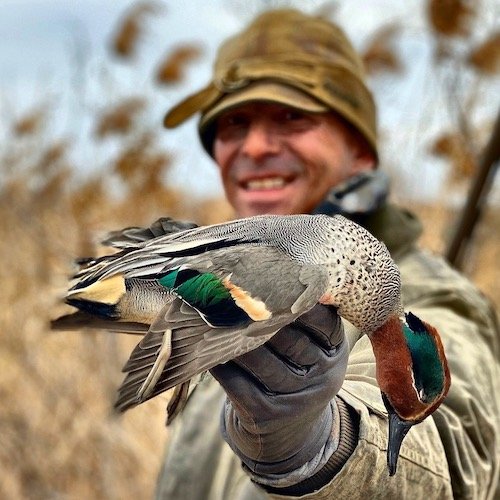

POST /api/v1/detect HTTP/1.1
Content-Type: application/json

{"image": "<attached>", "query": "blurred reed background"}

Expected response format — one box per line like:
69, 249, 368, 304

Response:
0, 1, 498, 498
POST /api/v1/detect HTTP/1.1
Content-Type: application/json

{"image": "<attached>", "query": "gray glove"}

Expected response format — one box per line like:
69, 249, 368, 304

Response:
210, 304, 350, 482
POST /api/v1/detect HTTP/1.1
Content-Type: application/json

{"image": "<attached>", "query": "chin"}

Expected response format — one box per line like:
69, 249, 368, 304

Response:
240, 206, 306, 217
231, 189, 315, 217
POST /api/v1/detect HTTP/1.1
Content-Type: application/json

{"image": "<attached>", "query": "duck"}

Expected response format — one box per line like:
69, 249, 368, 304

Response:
52, 213, 450, 475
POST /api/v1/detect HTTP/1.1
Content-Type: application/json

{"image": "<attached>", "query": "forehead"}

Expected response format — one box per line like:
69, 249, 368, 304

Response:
218, 101, 315, 117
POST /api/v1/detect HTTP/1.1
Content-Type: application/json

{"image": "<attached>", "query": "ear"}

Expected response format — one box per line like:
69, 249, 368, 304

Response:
342, 122, 377, 174
350, 143, 377, 174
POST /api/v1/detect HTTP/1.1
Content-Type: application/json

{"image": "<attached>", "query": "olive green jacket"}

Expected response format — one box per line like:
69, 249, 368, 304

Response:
156, 205, 500, 499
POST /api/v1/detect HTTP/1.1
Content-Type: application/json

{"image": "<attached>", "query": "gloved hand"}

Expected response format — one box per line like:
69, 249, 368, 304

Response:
210, 304, 350, 483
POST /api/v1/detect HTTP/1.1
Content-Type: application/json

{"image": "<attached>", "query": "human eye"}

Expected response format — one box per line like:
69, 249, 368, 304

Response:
276, 108, 315, 132
283, 109, 307, 122
219, 112, 248, 129
216, 112, 249, 140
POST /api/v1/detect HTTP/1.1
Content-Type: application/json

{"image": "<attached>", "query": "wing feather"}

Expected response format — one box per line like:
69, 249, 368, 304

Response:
115, 264, 327, 413
50, 311, 148, 335
71, 214, 331, 289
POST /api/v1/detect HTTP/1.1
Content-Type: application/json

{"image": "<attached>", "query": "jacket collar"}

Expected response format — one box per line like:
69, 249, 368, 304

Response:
313, 171, 422, 260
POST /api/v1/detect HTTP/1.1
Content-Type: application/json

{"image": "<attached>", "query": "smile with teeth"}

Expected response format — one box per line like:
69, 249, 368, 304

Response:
243, 177, 290, 190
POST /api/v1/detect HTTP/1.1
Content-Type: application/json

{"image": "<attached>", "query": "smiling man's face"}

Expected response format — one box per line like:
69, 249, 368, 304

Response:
213, 102, 374, 217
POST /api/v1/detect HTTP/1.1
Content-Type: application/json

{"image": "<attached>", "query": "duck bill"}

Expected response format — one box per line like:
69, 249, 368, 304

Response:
387, 411, 413, 476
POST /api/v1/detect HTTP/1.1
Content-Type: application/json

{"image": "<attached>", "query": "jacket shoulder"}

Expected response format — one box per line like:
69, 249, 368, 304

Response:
399, 248, 499, 357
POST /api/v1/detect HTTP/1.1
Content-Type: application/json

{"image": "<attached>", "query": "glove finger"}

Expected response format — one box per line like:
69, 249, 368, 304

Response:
215, 328, 349, 395
210, 359, 284, 419
261, 326, 325, 367
233, 343, 313, 393
236, 336, 349, 396
211, 342, 348, 423
263, 314, 344, 367
294, 304, 344, 349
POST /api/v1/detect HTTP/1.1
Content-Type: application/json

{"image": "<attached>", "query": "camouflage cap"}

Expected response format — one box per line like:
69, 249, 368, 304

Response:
164, 9, 378, 157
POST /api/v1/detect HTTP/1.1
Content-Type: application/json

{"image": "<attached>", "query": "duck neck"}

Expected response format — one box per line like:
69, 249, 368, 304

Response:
369, 315, 419, 421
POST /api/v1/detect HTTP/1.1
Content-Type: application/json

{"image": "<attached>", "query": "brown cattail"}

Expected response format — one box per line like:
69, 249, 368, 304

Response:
362, 24, 403, 75
426, 0, 475, 37
95, 98, 146, 138
430, 131, 477, 180
111, 1, 163, 58
155, 44, 202, 85
12, 108, 46, 137
467, 32, 500, 75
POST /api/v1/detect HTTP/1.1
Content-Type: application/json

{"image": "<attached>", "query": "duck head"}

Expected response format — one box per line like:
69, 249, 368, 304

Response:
370, 311, 451, 476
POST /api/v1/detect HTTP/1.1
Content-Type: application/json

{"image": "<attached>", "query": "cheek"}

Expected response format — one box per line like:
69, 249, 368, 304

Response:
303, 174, 336, 210
213, 138, 227, 167
213, 145, 240, 208
213, 139, 233, 184
294, 150, 355, 211
306, 139, 354, 185
295, 146, 337, 185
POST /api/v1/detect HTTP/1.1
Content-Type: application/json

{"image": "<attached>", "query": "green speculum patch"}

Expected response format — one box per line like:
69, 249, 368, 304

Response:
402, 324, 445, 402
158, 268, 250, 327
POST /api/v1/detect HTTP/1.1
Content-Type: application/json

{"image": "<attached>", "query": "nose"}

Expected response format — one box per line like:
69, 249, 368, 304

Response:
240, 120, 280, 160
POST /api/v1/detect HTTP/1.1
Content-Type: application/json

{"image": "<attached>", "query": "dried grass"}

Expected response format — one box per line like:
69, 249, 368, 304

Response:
0, 195, 170, 499
0, 104, 231, 499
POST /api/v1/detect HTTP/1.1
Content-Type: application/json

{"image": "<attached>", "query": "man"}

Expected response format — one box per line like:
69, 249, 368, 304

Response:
155, 9, 500, 499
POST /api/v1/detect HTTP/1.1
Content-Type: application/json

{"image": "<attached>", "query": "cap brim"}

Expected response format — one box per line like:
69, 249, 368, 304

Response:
199, 81, 328, 131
